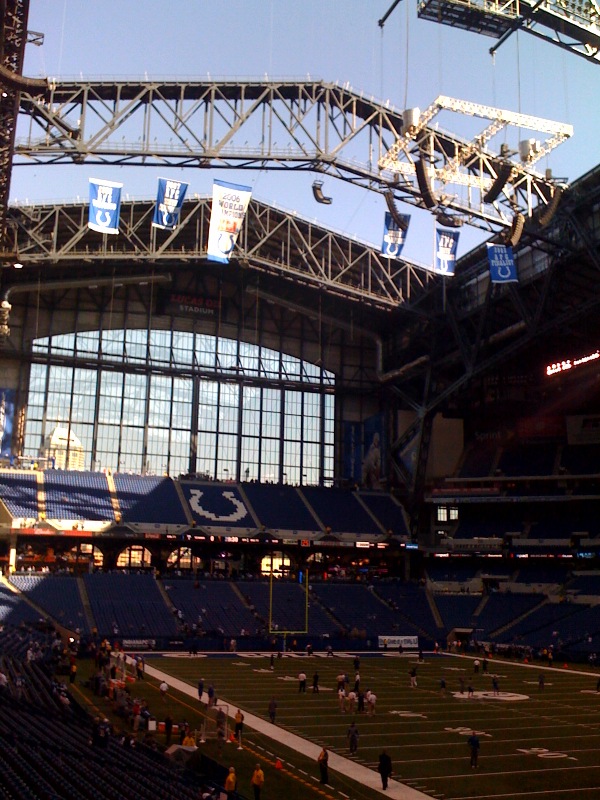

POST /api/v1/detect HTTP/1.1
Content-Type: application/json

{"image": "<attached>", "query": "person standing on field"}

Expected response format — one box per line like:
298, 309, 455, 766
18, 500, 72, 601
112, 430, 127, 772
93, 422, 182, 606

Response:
251, 763, 265, 800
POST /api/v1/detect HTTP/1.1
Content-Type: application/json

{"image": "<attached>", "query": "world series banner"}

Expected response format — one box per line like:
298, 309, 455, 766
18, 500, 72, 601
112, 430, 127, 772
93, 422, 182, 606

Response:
434, 228, 459, 276
207, 179, 252, 263
88, 178, 123, 234
152, 178, 189, 230
381, 211, 411, 258
486, 243, 518, 283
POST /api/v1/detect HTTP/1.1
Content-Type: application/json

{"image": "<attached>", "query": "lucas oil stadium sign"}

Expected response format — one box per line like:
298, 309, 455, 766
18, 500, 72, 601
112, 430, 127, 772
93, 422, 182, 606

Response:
378, 635, 419, 650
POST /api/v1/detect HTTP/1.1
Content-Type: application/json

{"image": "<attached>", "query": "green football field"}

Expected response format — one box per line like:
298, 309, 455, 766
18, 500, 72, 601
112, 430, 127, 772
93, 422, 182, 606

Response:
143, 650, 600, 800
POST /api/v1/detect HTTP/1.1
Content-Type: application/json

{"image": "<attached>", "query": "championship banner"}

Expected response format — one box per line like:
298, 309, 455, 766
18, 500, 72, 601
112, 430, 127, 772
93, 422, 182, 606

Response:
152, 177, 189, 230
381, 211, 410, 258
207, 179, 252, 263
487, 243, 518, 283
434, 228, 459, 276
88, 178, 122, 234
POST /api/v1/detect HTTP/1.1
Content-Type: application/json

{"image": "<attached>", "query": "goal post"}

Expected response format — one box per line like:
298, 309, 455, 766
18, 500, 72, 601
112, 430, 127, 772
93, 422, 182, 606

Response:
268, 567, 309, 637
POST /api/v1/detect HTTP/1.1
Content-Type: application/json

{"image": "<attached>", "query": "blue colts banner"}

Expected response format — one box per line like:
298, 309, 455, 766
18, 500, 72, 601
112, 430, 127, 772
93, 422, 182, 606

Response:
88, 178, 122, 234
207, 179, 252, 263
152, 177, 189, 230
381, 212, 410, 258
434, 228, 459, 276
487, 243, 518, 283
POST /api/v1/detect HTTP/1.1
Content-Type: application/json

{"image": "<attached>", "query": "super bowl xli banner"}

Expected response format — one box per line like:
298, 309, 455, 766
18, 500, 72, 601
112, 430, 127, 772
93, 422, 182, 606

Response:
434, 228, 459, 276
207, 179, 252, 263
88, 178, 122, 234
486, 243, 518, 284
152, 177, 189, 230
381, 211, 411, 258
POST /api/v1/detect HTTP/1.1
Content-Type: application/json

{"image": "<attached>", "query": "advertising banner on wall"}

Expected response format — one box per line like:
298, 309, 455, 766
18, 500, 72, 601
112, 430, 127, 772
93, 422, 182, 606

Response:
207, 180, 252, 263
342, 413, 386, 488
0, 388, 15, 458
88, 178, 123, 234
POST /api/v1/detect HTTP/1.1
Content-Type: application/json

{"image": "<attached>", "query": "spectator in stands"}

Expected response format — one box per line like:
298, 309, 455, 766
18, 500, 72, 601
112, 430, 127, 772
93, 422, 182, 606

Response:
251, 763, 265, 800
0, 669, 7, 692
179, 720, 189, 745
182, 731, 196, 747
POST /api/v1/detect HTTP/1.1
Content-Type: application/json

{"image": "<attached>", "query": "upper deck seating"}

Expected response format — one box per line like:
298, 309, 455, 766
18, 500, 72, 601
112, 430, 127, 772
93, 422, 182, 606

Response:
43, 470, 114, 520
239, 483, 320, 532
114, 475, 188, 524
0, 470, 38, 518
357, 492, 410, 537
179, 480, 258, 531
299, 487, 382, 535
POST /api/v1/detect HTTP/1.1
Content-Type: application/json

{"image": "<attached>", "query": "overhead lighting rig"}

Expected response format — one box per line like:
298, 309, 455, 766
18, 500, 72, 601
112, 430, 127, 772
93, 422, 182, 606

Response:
378, 95, 573, 238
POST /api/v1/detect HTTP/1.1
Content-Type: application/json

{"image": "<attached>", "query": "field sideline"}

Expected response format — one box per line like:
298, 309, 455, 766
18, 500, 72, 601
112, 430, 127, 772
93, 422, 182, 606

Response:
137, 650, 600, 800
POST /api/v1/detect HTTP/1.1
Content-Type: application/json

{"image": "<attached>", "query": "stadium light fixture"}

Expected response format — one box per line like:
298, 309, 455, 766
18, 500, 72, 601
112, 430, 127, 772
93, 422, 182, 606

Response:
312, 180, 332, 205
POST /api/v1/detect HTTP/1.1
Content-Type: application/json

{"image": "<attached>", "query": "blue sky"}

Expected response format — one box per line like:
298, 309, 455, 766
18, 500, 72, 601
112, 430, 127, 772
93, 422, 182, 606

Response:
10, 0, 599, 266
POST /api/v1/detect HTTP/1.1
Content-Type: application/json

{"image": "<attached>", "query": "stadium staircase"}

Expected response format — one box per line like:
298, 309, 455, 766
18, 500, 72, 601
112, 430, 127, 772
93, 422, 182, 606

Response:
105, 470, 122, 522
157, 576, 178, 613
425, 586, 446, 632
308, 587, 347, 631
76, 575, 98, 632
36, 469, 45, 519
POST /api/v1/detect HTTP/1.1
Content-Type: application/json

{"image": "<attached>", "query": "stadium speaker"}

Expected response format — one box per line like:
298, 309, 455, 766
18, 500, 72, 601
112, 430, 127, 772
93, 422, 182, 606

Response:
312, 180, 332, 205
505, 211, 525, 247
385, 190, 408, 230
539, 185, 563, 228
436, 212, 464, 228
483, 162, 512, 204
415, 159, 437, 209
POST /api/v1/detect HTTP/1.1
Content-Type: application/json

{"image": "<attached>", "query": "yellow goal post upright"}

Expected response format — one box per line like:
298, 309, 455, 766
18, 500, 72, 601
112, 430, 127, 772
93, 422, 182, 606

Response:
268, 567, 309, 651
